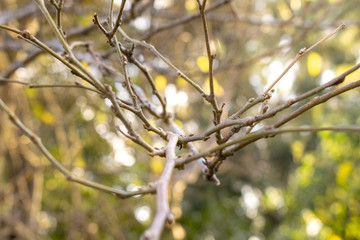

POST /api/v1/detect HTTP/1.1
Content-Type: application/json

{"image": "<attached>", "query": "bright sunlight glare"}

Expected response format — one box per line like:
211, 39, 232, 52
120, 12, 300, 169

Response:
306, 218, 323, 237
135, 206, 151, 223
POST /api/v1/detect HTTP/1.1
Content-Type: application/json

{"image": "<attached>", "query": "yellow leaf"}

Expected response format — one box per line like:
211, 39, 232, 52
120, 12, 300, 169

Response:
155, 75, 167, 92
339, 26, 358, 46
336, 161, 353, 186
291, 141, 304, 163
132, 178, 142, 186
25, 88, 38, 98
202, 77, 224, 97
41, 111, 55, 125
311, 104, 324, 125
277, 2, 292, 20
176, 77, 187, 89
95, 112, 108, 123
290, 0, 302, 11
74, 157, 85, 168
215, 39, 226, 57
302, 209, 315, 222
81, 61, 89, 69
196, 56, 209, 73
329, 235, 342, 240
173, 119, 183, 128
147, 119, 157, 136
45, 179, 59, 191
150, 157, 164, 174
172, 224, 186, 240
26, 18, 40, 35
185, 0, 197, 13
307, 52, 322, 77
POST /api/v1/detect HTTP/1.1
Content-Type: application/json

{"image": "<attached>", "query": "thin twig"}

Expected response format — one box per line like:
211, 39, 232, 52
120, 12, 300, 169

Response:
272, 79, 360, 128
167, 120, 220, 185
197, 0, 215, 98
108, 0, 127, 40
34, 0, 105, 91
108, 1, 167, 139
0, 98, 155, 198
177, 125, 360, 167
93, 0, 127, 43
197, 0, 223, 144
0, 77, 102, 94
0, 77, 29, 85
120, 46, 168, 119
49, 0, 64, 28
143, 0, 232, 40
117, 26, 207, 97
106, 85, 155, 152
0, 24, 21, 34
263, 23, 345, 95
179, 63, 360, 145
220, 93, 272, 143
29, 83, 102, 94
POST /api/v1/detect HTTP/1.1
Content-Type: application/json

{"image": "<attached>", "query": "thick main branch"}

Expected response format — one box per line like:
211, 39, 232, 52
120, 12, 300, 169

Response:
142, 133, 179, 240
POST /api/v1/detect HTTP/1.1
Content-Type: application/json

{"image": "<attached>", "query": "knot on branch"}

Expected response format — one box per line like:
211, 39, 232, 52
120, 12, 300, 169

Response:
166, 213, 175, 224
141, 231, 152, 240
19, 30, 34, 40
299, 47, 307, 55
203, 136, 211, 141
205, 94, 213, 102
248, 97, 255, 103
104, 84, 113, 94
70, 70, 82, 77
108, 39, 115, 47
148, 147, 166, 157
112, 192, 127, 199
176, 163, 185, 170
261, 104, 269, 114
204, 172, 221, 186
122, 55, 128, 64
66, 174, 74, 181
147, 182, 156, 191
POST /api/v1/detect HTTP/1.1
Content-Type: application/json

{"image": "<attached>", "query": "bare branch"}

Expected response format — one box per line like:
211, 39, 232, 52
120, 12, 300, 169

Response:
197, 0, 223, 144
272, 79, 360, 128
117, 26, 208, 97
177, 125, 360, 167
34, 0, 105, 91
106, 85, 156, 152
0, 98, 155, 198
167, 120, 220, 185
120, 45, 168, 119
0, 77, 102, 94
143, 0, 232, 40
108, 0, 127, 40
180, 63, 360, 145
142, 133, 178, 240
263, 23, 345, 94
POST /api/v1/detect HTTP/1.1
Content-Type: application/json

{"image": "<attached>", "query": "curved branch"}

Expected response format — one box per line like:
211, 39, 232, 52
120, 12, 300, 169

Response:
263, 23, 345, 94
0, 98, 155, 198
179, 63, 360, 144
176, 125, 360, 167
